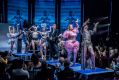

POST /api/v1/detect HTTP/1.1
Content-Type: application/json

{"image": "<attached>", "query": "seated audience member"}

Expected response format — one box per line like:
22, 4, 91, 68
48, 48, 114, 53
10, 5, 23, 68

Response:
57, 60, 75, 80
11, 59, 29, 80
56, 57, 65, 71
59, 57, 65, 65
31, 54, 41, 68
100, 48, 108, 68
34, 61, 50, 80
7, 59, 21, 76
0, 63, 10, 80
111, 55, 119, 79
27, 54, 41, 79
0, 51, 8, 65
94, 47, 101, 67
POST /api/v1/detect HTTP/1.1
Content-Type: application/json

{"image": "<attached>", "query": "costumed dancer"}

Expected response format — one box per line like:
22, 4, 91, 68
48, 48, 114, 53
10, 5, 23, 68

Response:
8, 26, 16, 54
39, 26, 51, 59
81, 18, 99, 69
29, 25, 40, 54
63, 21, 79, 65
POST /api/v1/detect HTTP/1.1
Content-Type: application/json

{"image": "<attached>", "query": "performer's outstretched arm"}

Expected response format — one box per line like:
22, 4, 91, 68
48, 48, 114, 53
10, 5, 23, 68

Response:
89, 22, 99, 35
9, 26, 11, 33
83, 18, 90, 27
76, 19, 79, 29
93, 22, 99, 32
28, 26, 35, 32
9, 26, 15, 33
47, 26, 52, 33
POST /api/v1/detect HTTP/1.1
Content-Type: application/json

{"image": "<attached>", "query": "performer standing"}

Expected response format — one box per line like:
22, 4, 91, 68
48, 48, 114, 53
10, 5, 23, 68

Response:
39, 26, 51, 59
81, 18, 99, 70
29, 25, 40, 54
63, 22, 79, 65
17, 28, 24, 53
8, 26, 16, 53
23, 28, 30, 53
49, 24, 59, 59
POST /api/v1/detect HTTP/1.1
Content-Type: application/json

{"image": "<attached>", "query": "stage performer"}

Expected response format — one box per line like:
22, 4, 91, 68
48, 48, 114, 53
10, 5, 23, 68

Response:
8, 26, 16, 53
49, 24, 59, 60
63, 21, 79, 65
29, 25, 40, 54
23, 28, 30, 53
39, 26, 51, 59
81, 18, 99, 70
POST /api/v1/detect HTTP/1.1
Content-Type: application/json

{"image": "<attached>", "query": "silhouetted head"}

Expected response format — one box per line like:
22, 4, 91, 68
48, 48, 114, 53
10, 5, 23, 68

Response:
69, 11, 73, 16
14, 59, 24, 69
43, 10, 47, 16
64, 60, 70, 68
17, 9, 20, 15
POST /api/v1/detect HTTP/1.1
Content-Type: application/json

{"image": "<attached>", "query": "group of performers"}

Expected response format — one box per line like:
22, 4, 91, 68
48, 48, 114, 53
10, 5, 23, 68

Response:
7, 18, 100, 70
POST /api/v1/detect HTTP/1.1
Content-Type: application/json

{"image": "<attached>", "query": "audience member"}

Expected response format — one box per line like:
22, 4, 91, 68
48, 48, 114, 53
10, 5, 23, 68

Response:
57, 60, 75, 80
0, 63, 10, 80
34, 61, 50, 80
11, 59, 29, 79
0, 51, 8, 65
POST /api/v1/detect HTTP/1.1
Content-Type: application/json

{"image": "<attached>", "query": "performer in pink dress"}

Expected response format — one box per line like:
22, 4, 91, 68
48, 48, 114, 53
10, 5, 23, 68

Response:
63, 23, 79, 65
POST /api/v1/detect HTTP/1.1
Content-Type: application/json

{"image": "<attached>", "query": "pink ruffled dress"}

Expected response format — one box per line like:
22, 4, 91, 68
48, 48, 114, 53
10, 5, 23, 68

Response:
63, 28, 79, 51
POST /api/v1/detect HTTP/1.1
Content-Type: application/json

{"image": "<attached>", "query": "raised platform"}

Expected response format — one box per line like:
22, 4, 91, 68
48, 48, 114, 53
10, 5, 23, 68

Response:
47, 60, 114, 80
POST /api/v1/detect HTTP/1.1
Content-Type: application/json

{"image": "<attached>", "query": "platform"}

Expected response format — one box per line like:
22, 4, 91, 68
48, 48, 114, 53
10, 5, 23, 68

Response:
47, 60, 114, 80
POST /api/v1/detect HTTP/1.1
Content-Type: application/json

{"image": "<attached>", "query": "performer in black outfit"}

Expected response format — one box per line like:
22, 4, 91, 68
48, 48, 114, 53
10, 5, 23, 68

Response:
49, 24, 59, 59
17, 28, 23, 53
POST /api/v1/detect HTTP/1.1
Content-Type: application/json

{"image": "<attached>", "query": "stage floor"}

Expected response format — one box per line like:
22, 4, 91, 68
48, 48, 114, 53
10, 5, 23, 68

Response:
47, 60, 114, 80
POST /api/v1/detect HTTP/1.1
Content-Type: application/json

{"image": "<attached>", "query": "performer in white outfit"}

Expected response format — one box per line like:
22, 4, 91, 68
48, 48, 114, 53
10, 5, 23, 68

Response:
8, 26, 16, 53
29, 25, 40, 54
39, 26, 51, 59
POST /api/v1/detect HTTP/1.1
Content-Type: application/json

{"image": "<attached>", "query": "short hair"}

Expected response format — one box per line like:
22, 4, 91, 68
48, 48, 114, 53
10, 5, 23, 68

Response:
14, 59, 24, 69
64, 60, 70, 67
41, 61, 47, 68
1, 51, 8, 57
19, 28, 23, 30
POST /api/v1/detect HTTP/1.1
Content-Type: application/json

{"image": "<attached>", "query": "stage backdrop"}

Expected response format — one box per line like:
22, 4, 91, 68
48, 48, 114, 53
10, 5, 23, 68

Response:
60, 0, 81, 41
8, 0, 28, 26
0, 23, 9, 49
35, 0, 55, 29
60, 0, 81, 31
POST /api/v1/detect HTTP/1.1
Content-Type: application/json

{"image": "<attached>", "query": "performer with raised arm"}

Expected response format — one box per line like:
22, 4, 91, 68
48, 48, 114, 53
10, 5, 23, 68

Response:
29, 25, 40, 54
8, 26, 16, 53
63, 20, 79, 65
39, 26, 52, 59
81, 18, 99, 70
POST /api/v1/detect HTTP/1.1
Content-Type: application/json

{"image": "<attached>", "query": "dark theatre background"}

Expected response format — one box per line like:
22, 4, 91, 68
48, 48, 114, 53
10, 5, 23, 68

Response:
0, 0, 118, 80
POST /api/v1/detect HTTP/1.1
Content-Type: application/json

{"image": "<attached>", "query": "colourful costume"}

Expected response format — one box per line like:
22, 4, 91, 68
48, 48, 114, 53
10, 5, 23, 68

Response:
63, 28, 79, 64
